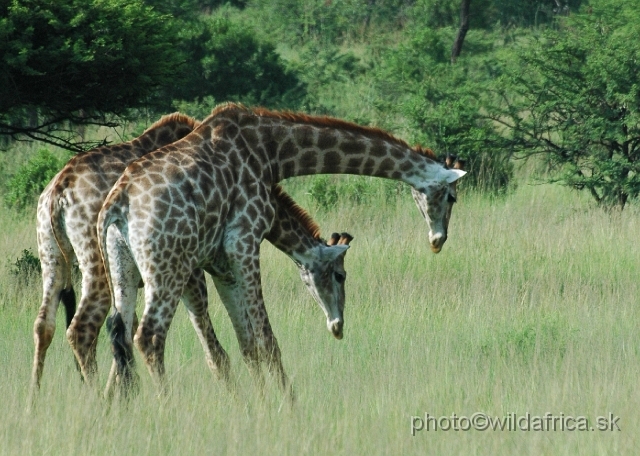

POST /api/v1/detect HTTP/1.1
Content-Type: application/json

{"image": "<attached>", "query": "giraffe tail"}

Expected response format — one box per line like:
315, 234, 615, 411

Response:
48, 179, 75, 293
96, 185, 130, 310
97, 184, 139, 395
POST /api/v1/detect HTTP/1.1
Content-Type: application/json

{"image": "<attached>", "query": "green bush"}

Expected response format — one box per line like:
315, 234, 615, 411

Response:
172, 96, 218, 121
1, 0, 184, 151
8, 248, 41, 282
307, 176, 338, 210
4, 149, 65, 210
168, 12, 305, 110
246, 0, 410, 45
488, 0, 640, 210
292, 42, 367, 114
307, 176, 410, 210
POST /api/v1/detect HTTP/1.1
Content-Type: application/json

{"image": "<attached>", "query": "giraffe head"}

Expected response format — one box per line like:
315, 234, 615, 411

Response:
411, 154, 466, 253
297, 232, 353, 340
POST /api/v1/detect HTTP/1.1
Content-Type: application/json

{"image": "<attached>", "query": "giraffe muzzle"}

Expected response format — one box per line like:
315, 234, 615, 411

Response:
429, 232, 447, 253
329, 319, 343, 340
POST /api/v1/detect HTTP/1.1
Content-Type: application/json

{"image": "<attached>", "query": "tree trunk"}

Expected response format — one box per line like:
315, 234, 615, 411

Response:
451, 0, 471, 64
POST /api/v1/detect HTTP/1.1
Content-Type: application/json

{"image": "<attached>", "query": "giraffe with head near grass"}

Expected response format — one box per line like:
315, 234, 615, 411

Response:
31, 111, 354, 402
104, 184, 353, 396
97, 103, 466, 398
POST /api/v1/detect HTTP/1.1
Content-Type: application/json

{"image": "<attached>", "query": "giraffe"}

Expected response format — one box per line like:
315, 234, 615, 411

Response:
96, 102, 466, 396
32, 113, 201, 398
32, 110, 353, 401
104, 184, 353, 396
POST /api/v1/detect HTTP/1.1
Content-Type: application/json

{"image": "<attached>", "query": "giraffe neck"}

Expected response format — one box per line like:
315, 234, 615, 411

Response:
264, 186, 320, 259
219, 105, 444, 190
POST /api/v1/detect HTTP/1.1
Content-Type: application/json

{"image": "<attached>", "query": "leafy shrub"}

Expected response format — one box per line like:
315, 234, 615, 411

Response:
373, 27, 515, 195
1, 0, 184, 151
8, 248, 41, 282
307, 175, 410, 209
247, 0, 411, 45
403, 60, 515, 195
168, 13, 305, 109
4, 149, 65, 210
308, 176, 338, 210
292, 42, 368, 114
489, 1, 640, 210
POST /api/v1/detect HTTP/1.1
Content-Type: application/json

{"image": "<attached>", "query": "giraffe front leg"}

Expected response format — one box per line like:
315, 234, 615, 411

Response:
210, 273, 264, 396
223, 245, 293, 402
181, 269, 232, 387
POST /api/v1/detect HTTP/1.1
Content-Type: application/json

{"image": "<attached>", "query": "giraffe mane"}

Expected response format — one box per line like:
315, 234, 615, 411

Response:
205, 103, 439, 162
143, 112, 200, 134
272, 185, 322, 240
207, 102, 246, 119
250, 106, 437, 161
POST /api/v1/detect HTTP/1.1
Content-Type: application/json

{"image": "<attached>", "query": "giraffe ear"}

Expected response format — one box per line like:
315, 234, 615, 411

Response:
338, 232, 353, 245
445, 168, 467, 184
321, 244, 350, 261
327, 232, 341, 246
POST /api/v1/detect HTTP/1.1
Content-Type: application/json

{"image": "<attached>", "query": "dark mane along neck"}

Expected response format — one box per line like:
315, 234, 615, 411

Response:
251, 107, 436, 160
205, 102, 438, 161
272, 185, 321, 239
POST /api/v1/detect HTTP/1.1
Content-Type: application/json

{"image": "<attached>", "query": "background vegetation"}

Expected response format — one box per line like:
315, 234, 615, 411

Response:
1, 0, 639, 454
4, 0, 640, 209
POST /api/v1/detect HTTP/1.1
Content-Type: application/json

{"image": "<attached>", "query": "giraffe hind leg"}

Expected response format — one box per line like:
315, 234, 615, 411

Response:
30, 259, 71, 397
134, 274, 189, 395
103, 227, 142, 400
59, 287, 82, 375
66, 278, 110, 386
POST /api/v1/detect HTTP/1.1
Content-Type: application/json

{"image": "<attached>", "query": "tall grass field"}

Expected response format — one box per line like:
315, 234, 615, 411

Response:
0, 175, 637, 454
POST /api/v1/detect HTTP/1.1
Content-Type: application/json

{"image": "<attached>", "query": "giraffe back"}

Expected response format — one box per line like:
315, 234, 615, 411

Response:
46, 113, 200, 270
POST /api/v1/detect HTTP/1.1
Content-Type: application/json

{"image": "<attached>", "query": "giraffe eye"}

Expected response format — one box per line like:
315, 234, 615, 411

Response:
334, 272, 345, 283
447, 194, 457, 204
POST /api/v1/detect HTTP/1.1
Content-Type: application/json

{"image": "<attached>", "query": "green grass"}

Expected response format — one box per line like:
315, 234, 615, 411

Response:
1, 179, 638, 455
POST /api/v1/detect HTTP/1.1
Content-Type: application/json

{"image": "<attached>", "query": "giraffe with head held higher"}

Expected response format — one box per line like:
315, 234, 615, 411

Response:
97, 103, 466, 397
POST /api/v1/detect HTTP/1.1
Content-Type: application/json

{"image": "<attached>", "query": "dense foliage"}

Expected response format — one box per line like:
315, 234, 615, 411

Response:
4, 148, 66, 210
0, 0, 299, 150
3, 0, 640, 209
167, 13, 304, 110
0, 0, 182, 150
493, 0, 640, 209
